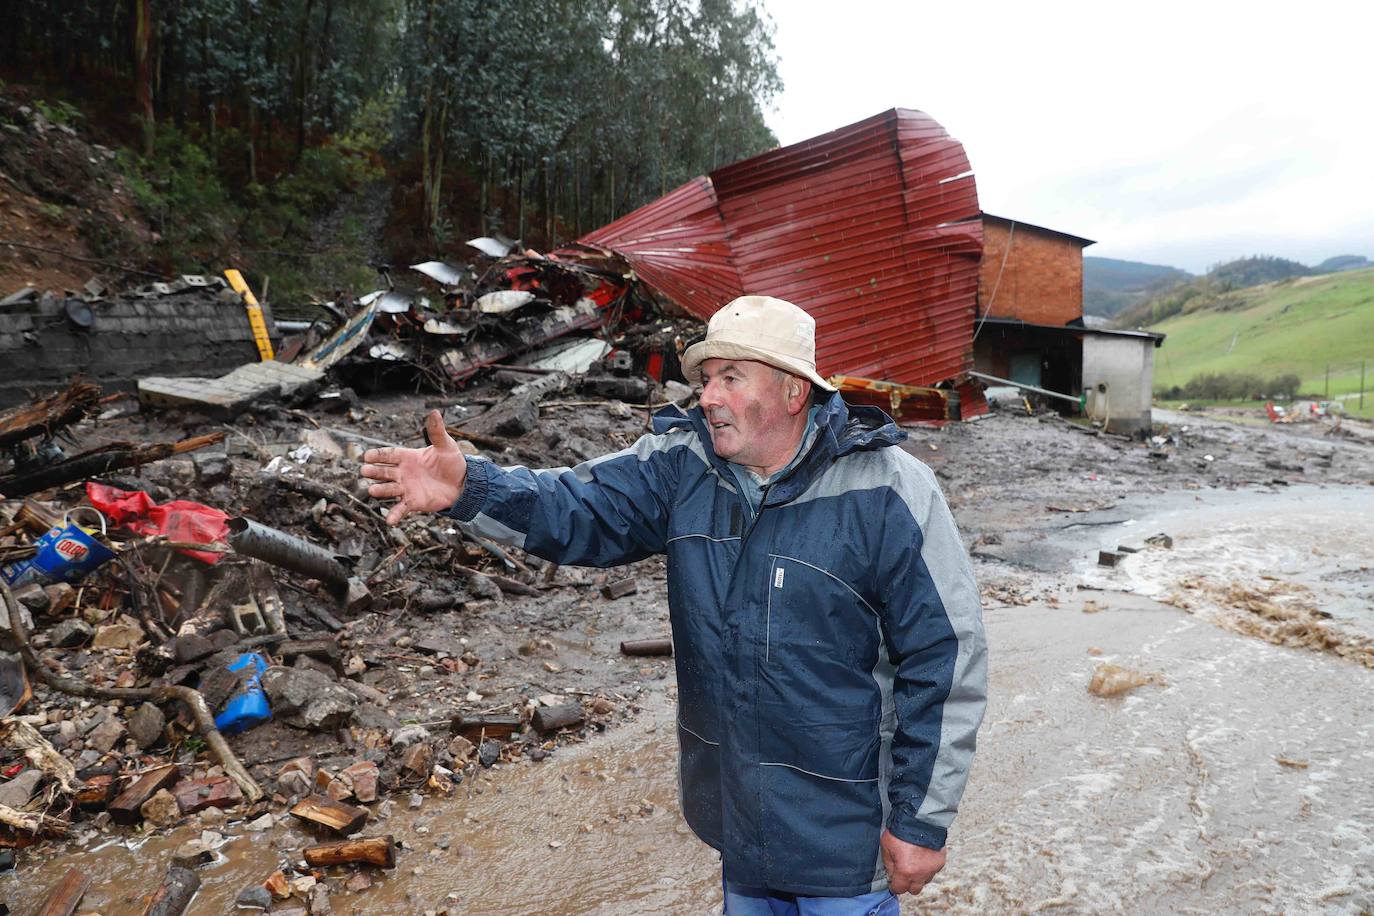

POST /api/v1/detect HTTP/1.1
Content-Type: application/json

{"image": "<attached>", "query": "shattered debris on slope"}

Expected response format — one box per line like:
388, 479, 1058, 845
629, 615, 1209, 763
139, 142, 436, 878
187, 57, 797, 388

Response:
0, 358, 679, 907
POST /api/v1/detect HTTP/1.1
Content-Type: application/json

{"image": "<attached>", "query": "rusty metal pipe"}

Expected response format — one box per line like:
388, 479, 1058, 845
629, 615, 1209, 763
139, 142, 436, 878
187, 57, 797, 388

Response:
226, 517, 349, 596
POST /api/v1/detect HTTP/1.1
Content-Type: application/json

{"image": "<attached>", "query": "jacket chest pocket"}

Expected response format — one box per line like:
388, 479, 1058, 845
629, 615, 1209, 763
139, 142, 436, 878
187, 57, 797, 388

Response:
762, 555, 882, 709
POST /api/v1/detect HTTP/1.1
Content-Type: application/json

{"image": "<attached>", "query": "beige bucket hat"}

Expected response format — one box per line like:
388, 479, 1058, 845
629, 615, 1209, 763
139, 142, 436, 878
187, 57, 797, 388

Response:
681, 295, 836, 392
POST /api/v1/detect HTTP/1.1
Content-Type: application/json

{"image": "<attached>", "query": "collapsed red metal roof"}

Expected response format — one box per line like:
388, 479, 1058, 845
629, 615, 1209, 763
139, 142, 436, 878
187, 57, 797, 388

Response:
579, 108, 983, 396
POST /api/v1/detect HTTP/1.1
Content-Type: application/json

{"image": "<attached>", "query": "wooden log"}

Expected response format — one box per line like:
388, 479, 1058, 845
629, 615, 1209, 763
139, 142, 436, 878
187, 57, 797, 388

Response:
76, 773, 119, 809
289, 794, 368, 835
532, 702, 585, 734
108, 764, 181, 825
140, 865, 200, 916
600, 578, 638, 600
171, 776, 242, 814
35, 866, 91, 916
620, 638, 672, 657
303, 834, 397, 869
450, 713, 522, 741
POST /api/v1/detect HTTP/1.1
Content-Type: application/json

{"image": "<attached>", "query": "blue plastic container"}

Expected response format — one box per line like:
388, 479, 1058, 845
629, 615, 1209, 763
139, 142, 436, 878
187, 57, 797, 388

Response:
213, 653, 272, 735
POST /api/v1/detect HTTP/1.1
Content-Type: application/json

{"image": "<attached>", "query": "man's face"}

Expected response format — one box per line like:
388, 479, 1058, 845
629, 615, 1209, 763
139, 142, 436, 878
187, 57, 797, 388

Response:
698, 358, 801, 469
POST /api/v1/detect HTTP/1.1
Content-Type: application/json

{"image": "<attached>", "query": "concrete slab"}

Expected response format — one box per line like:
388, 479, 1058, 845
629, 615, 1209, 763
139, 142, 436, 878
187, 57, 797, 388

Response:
138, 360, 323, 419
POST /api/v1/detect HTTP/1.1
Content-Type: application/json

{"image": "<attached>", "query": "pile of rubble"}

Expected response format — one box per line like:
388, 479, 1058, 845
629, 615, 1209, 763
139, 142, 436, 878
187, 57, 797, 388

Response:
0, 287, 681, 911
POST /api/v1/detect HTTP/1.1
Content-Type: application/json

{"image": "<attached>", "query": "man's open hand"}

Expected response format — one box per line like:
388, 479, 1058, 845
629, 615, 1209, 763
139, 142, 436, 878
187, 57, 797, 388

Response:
881, 830, 946, 895
360, 410, 468, 526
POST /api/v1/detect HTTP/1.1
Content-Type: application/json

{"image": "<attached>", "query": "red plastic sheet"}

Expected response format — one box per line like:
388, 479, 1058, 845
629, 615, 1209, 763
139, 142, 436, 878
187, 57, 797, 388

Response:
85, 483, 229, 564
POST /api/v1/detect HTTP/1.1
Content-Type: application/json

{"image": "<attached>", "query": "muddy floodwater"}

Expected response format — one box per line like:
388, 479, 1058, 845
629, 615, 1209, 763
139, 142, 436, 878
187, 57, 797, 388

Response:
7, 415, 1374, 914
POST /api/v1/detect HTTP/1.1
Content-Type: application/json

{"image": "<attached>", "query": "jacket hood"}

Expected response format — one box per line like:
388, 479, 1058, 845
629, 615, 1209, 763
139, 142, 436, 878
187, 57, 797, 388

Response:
652, 391, 906, 502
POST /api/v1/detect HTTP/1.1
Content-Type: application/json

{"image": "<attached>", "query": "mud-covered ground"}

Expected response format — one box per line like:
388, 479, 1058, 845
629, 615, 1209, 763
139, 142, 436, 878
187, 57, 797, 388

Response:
6, 395, 1374, 914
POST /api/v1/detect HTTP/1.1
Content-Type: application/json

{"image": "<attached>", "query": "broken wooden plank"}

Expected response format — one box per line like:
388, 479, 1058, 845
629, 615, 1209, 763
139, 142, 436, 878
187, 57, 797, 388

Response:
450, 713, 521, 741
620, 638, 672, 657
171, 776, 243, 814
108, 764, 181, 825
140, 865, 201, 916
35, 866, 91, 916
289, 794, 368, 835
303, 835, 397, 869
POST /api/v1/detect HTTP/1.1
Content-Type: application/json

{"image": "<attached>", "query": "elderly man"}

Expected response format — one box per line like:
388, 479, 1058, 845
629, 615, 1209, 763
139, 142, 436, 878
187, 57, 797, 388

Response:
361, 296, 986, 914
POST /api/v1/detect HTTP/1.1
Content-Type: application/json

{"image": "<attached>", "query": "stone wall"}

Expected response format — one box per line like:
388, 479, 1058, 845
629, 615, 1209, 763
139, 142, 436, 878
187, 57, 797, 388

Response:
0, 285, 280, 407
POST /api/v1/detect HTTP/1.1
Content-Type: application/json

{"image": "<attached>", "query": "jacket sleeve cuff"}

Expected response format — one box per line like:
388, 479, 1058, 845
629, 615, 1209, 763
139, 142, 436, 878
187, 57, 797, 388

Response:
886, 803, 947, 850
442, 458, 491, 522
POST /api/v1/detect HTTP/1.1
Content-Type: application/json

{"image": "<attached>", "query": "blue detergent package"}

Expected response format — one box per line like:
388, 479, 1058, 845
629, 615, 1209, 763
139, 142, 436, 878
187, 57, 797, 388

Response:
213, 653, 271, 735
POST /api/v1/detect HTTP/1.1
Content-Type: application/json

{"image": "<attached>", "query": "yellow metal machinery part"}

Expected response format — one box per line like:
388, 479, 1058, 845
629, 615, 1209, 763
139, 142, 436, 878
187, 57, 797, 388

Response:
224, 268, 275, 361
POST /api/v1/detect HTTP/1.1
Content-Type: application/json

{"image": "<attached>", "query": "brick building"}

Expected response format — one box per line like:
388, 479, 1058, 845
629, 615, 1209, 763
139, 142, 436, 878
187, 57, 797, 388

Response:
977, 213, 1092, 326
970, 213, 1164, 436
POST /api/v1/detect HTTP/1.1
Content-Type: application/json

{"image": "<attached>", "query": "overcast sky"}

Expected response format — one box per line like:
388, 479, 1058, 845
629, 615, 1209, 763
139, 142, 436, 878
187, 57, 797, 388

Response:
763, 0, 1373, 273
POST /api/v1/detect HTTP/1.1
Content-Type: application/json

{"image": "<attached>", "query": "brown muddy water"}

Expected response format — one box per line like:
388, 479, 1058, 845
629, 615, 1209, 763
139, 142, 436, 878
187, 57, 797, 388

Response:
8, 487, 1374, 914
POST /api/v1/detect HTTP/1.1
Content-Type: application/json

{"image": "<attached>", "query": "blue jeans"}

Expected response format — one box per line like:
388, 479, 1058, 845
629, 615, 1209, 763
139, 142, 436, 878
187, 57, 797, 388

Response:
722, 870, 900, 915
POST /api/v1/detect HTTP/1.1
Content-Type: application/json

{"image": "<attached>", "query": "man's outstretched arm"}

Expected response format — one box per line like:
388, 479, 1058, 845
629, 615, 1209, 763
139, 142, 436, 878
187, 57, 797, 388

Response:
361, 409, 681, 567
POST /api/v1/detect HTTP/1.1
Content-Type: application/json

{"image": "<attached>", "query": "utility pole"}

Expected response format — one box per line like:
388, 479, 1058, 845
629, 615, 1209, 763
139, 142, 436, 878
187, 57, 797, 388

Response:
1325, 365, 1330, 399
1361, 360, 1366, 411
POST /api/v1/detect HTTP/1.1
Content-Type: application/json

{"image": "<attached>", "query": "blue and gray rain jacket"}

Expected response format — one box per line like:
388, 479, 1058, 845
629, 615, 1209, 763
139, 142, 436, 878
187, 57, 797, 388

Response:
444, 391, 987, 896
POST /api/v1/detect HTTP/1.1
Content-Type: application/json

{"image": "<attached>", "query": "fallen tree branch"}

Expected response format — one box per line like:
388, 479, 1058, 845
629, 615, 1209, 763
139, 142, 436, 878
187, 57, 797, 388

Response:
448, 562, 540, 597
0, 381, 102, 448
0, 432, 227, 496
1, 576, 263, 804
0, 718, 79, 793
0, 801, 69, 838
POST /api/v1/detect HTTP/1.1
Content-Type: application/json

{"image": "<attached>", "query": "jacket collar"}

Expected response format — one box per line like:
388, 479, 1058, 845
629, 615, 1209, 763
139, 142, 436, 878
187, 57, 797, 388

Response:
652, 391, 906, 504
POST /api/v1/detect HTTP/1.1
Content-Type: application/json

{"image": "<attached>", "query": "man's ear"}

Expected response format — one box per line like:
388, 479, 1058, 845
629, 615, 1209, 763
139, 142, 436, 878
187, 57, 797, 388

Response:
787, 378, 811, 414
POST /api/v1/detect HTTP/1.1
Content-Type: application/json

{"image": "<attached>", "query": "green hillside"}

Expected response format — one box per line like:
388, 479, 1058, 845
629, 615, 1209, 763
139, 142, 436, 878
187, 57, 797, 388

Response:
1151, 267, 1374, 416
1083, 256, 1191, 318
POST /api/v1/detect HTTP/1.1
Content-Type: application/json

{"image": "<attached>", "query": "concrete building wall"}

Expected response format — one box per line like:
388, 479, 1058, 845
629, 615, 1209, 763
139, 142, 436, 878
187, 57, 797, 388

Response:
1082, 335, 1155, 436
978, 220, 1085, 326
0, 289, 278, 407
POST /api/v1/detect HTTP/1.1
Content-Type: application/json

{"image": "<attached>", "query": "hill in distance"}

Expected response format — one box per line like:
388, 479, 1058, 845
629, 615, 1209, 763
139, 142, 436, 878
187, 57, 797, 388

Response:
1112, 254, 1371, 329
1083, 257, 1192, 318
1147, 266, 1374, 413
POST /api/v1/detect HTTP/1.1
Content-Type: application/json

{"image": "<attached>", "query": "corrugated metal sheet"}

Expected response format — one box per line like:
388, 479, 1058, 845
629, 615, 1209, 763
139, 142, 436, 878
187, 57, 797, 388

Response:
575, 108, 984, 406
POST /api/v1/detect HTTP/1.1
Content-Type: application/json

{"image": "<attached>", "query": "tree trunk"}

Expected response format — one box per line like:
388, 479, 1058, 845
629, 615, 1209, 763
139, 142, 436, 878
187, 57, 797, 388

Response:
294, 0, 316, 161
134, 0, 155, 156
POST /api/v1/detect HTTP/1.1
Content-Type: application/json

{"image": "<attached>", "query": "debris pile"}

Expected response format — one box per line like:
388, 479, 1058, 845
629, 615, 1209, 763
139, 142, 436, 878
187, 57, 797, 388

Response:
0, 366, 676, 902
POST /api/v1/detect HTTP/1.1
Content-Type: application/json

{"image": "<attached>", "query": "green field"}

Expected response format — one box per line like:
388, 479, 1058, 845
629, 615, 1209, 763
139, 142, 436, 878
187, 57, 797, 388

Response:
1149, 267, 1374, 418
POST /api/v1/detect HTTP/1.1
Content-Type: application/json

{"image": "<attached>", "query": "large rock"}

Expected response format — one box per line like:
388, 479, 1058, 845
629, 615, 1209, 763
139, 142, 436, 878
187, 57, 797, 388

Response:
86, 715, 127, 753
141, 788, 182, 827
49, 619, 93, 648
91, 620, 145, 650
0, 769, 42, 808
192, 450, 232, 486
235, 885, 272, 910
339, 761, 379, 803
260, 666, 356, 731
127, 702, 166, 750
